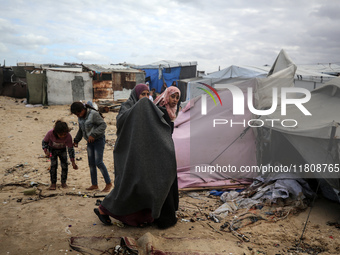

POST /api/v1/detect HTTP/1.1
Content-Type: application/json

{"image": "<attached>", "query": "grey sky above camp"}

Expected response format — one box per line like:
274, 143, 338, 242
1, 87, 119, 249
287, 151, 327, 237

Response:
1, 0, 339, 73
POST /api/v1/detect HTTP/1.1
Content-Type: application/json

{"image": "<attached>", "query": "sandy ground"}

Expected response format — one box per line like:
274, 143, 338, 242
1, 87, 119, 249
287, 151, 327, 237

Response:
0, 95, 340, 255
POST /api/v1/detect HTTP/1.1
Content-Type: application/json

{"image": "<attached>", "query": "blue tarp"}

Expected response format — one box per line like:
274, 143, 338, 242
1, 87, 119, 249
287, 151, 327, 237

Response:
143, 67, 181, 93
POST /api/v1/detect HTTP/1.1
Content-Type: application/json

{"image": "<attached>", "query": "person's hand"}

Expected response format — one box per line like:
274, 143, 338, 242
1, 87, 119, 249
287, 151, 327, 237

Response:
73, 142, 78, 148
72, 162, 78, 170
88, 136, 95, 143
44, 149, 50, 157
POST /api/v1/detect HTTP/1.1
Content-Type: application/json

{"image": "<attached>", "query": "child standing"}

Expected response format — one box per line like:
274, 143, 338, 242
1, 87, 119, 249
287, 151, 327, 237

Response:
70, 101, 112, 192
42, 120, 78, 190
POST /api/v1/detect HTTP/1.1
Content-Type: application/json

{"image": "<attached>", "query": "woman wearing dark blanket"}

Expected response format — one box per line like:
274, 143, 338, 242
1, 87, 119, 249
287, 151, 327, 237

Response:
94, 83, 179, 229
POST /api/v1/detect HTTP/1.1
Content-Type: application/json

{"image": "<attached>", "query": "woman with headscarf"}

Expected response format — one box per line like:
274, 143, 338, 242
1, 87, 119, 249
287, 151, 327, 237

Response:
153, 86, 181, 133
94, 84, 179, 229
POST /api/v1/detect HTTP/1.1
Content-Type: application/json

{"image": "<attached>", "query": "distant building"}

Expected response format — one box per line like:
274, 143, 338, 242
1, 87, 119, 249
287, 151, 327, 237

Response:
82, 64, 145, 103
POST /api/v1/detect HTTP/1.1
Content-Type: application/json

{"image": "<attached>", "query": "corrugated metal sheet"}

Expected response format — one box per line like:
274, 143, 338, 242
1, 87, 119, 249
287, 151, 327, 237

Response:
93, 80, 113, 101
112, 72, 136, 90
131, 60, 198, 69
86, 64, 145, 103
83, 64, 140, 73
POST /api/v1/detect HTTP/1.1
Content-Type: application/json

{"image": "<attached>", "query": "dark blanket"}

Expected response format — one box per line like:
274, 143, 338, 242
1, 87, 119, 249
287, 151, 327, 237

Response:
101, 92, 177, 220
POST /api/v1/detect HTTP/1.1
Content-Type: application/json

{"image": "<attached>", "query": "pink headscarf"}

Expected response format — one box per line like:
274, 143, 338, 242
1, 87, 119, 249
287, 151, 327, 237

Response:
154, 86, 181, 121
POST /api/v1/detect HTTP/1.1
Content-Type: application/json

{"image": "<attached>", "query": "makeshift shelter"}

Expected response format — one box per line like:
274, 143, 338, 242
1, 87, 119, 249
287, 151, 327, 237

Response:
255, 50, 340, 202
268, 51, 336, 91
181, 62, 337, 102
173, 49, 340, 201
173, 51, 298, 189
82, 64, 145, 103
173, 79, 257, 190
181, 65, 269, 101
130, 60, 197, 101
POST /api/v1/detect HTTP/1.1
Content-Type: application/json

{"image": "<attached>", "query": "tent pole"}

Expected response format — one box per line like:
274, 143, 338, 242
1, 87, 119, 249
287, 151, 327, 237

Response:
297, 181, 320, 246
298, 123, 338, 246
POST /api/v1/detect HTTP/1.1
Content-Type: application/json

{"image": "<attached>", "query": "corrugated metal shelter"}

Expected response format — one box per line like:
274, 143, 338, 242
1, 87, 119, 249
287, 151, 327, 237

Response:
82, 64, 145, 103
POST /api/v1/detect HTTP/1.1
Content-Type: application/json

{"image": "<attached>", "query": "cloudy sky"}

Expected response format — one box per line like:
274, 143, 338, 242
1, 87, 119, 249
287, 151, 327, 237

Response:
1, 0, 339, 73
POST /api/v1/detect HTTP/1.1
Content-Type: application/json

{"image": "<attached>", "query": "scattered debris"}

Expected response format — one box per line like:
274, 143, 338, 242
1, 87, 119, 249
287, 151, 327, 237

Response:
22, 188, 37, 195
327, 221, 340, 229
289, 241, 326, 254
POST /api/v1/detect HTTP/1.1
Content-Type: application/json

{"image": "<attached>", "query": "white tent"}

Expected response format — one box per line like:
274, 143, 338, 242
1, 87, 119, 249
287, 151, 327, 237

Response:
255, 50, 340, 202
183, 65, 269, 101
174, 49, 340, 202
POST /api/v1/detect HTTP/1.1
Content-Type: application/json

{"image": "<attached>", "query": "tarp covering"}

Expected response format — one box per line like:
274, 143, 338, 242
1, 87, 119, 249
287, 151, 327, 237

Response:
174, 49, 339, 198
143, 66, 181, 93
256, 49, 340, 139
260, 77, 340, 139
255, 50, 340, 197
183, 65, 268, 101
131, 60, 197, 93
181, 55, 337, 101
206, 65, 269, 82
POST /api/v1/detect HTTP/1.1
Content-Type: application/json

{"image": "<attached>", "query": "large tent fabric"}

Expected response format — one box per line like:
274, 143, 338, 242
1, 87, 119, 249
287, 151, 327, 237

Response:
254, 50, 340, 199
181, 57, 336, 102
173, 80, 257, 189
258, 79, 340, 191
206, 65, 269, 82
173, 49, 339, 199
182, 65, 269, 101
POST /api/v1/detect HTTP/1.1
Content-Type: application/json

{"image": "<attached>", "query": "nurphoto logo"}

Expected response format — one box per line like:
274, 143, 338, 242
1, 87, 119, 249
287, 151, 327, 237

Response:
220, 84, 311, 116
197, 82, 222, 115
198, 83, 312, 128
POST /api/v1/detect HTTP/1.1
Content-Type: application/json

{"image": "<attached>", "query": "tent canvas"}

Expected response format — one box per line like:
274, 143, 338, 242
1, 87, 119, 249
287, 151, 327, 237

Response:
182, 65, 269, 101
257, 79, 340, 194
174, 49, 339, 202
173, 50, 296, 190
255, 50, 340, 201
173, 80, 257, 189
181, 60, 337, 102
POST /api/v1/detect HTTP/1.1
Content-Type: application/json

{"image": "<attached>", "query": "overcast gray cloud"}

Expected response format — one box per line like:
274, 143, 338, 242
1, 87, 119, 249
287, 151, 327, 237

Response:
0, 0, 339, 72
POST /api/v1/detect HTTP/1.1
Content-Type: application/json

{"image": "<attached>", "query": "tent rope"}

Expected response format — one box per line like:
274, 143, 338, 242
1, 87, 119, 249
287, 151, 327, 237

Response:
210, 116, 261, 165
210, 125, 251, 165
207, 125, 252, 186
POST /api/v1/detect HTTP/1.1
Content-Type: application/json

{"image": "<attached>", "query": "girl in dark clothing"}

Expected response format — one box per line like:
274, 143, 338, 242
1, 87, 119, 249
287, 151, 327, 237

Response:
42, 120, 78, 190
